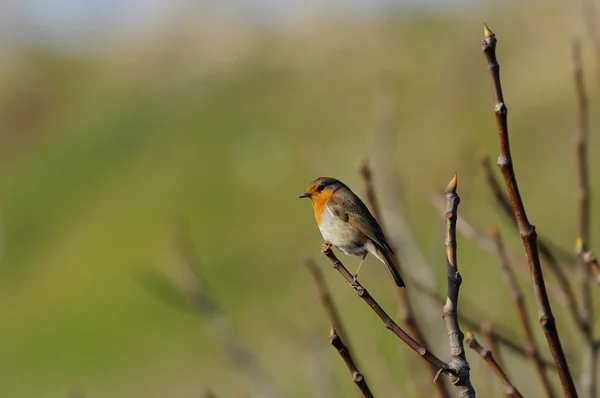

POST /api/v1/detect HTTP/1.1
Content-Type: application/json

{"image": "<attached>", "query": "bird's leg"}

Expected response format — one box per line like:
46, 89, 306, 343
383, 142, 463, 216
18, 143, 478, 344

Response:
352, 253, 368, 285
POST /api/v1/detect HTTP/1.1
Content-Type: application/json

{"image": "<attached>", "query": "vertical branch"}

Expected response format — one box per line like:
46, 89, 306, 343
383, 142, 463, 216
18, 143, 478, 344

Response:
306, 258, 353, 352
442, 175, 476, 397
329, 327, 375, 398
572, 38, 597, 398
482, 24, 578, 397
490, 228, 555, 397
359, 161, 451, 398
465, 332, 524, 398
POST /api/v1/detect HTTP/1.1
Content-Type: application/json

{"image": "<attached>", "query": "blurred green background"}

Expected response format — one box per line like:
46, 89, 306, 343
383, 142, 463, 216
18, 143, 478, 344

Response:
1, 1, 599, 397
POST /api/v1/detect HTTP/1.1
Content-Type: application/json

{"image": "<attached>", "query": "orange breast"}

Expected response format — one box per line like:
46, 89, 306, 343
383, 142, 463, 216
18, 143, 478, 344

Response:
311, 189, 338, 226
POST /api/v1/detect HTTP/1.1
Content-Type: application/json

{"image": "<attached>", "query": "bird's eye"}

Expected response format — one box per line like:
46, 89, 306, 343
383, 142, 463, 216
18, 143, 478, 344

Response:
317, 184, 325, 191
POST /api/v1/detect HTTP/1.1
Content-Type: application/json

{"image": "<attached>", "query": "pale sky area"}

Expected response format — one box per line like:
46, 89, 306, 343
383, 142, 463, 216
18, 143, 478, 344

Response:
0, 0, 479, 50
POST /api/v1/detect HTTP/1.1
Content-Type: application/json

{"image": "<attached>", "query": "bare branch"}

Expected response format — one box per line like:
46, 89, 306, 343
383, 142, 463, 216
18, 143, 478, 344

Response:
490, 228, 555, 397
465, 332, 524, 398
442, 174, 476, 397
481, 23, 578, 397
320, 245, 456, 381
329, 327, 375, 398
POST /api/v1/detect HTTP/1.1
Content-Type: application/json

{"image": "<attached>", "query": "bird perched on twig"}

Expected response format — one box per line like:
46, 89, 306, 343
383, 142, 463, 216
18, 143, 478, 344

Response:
300, 177, 404, 287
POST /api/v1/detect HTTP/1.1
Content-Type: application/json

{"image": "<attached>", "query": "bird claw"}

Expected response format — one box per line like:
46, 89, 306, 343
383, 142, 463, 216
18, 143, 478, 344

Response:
350, 274, 359, 287
321, 241, 332, 252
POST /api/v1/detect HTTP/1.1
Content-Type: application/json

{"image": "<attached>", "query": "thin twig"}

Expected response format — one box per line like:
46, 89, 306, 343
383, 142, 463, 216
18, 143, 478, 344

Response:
490, 228, 555, 397
320, 245, 456, 381
582, 0, 600, 82
411, 278, 556, 368
359, 160, 451, 398
572, 38, 597, 398
442, 174, 476, 397
306, 258, 353, 352
465, 332, 524, 398
481, 323, 505, 372
577, 239, 600, 283
329, 327, 375, 398
358, 161, 383, 223
482, 23, 578, 397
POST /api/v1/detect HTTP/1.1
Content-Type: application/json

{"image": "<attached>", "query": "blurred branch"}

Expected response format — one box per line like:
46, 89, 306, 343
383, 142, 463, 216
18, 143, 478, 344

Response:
430, 195, 567, 303
490, 228, 555, 397
359, 160, 451, 398
329, 327, 375, 398
577, 240, 600, 283
572, 38, 597, 398
442, 175, 476, 397
306, 258, 353, 352
143, 223, 284, 398
582, 0, 600, 81
320, 244, 457, 382
465, 332, 524, 398
368, 76, 436, 290
480, 154, 576, 268
411, 278, 555, 369
482, 24, 578, 397
430, 194, 494, 253
481, 323, 505, 372
358, 161, 383, 224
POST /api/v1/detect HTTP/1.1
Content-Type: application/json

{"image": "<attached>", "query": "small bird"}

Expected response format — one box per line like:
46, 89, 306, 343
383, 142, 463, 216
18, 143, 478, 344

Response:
300, 177, 404, 287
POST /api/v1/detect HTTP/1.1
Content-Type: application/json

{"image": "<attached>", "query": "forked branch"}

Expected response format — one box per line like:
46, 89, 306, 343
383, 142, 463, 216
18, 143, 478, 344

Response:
320, 245, 456, 381
482, 23, 578, 397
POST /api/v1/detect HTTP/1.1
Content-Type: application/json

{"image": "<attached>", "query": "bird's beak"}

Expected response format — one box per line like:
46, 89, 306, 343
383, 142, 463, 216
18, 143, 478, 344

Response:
299, 192, 311, 198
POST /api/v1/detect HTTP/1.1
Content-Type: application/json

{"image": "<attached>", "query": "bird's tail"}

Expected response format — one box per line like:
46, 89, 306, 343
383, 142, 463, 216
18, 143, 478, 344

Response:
375, 247, 405, 288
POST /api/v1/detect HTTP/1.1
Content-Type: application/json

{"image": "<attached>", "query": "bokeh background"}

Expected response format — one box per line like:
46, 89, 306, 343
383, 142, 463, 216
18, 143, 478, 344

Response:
1, 1, 599, 397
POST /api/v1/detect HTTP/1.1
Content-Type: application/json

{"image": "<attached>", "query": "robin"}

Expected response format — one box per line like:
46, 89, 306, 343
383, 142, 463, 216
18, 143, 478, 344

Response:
300, 177, 405, 287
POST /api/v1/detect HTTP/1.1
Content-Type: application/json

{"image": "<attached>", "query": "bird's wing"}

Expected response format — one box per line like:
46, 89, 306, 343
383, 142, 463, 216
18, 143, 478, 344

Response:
326, 195, 394, 254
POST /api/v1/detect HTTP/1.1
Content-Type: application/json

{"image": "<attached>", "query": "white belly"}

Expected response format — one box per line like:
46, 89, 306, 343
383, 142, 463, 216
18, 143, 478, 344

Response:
319, 206, 368, 257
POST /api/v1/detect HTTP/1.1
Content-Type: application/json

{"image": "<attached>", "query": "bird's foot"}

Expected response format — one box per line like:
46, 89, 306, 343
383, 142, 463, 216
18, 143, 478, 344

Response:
321, 241, 332, 253
350, 274, 359, 287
